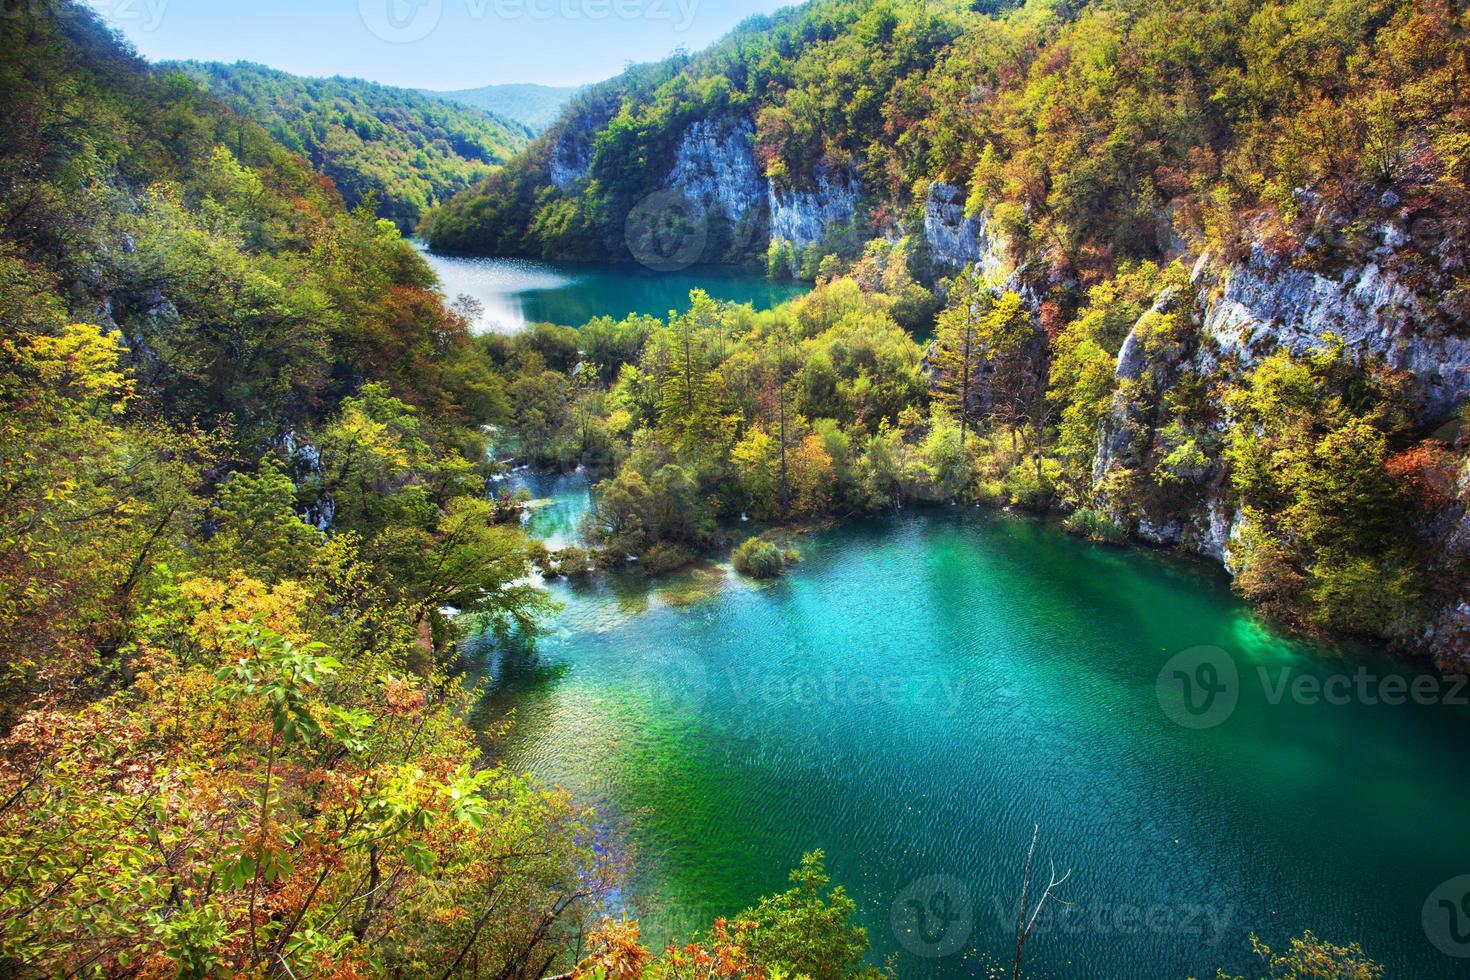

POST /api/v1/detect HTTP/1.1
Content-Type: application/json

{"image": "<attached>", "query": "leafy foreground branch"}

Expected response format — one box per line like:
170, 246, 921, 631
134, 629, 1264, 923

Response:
0, 571, 612, 977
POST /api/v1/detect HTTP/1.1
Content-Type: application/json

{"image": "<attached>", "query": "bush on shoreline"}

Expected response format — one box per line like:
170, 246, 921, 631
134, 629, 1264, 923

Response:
1064, 507, 1128, 545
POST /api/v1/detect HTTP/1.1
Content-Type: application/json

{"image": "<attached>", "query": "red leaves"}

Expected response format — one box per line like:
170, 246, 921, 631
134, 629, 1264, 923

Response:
1386, 440, 1462, 512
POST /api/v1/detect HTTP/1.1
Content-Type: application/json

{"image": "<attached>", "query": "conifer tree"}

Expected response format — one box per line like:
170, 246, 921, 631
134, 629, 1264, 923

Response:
931, 265, 990, 452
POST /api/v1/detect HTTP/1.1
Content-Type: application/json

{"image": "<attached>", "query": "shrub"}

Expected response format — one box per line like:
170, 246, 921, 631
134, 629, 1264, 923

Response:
547, 545, 591, 578
641, 541, 696, 575
998, 458, 1053, 510
1064, 507, 1127, 544
767, 238, 796, 279
732, 537, 785, 578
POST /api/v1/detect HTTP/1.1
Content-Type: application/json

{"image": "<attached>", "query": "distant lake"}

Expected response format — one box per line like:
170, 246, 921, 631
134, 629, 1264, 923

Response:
416, 245, 807, 333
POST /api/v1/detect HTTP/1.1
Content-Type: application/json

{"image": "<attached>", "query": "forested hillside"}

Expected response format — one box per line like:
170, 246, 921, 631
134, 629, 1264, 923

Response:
426, 0, 1470, 666
0, 0, 1449, 973
426, 0, 1468, 290
0, 5, 588, 973
174, 60, 530, 231
422, 81, 581, 133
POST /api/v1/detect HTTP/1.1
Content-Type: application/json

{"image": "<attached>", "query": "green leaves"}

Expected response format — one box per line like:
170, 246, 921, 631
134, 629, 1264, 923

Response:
217, 622, 338, 746
445, 765, 495, 829
737, 851, 876, 980
1224, 341, 1424, 632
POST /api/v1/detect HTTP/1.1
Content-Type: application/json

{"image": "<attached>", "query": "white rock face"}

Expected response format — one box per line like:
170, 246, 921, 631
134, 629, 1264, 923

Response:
1086, 222, 1470, 659
923, 182, 1007, 276
1195, 243, 1470, 423
665, 118, 765, 223
548, 130, 592, 191
576, 114, 867, 256
768, 166, 860, 248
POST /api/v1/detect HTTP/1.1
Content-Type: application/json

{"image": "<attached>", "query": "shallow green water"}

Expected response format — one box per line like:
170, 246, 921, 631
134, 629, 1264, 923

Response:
465, 473, 1470, 979
417, 246, 807, 333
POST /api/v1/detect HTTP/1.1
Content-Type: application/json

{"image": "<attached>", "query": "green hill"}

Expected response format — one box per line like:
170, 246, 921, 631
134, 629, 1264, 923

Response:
421, 82, 581, 133
172, 60, 531, 232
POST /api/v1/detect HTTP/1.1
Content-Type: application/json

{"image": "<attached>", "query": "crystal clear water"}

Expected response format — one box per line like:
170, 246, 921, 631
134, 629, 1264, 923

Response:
464, 472, 1470, 979
417, 246, 807, 333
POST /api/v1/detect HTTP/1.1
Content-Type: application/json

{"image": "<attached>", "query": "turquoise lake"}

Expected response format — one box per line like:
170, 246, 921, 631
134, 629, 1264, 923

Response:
462, 472, 1470, 980
417, 246, 807, 333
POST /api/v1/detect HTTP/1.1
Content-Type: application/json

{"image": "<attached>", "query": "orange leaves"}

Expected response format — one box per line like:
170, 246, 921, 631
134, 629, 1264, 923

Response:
788, 432, 836, 517
383, 676, 426, 715
653, 918, 769, 980
575, 917, 653, 979
0, 566, 610, 976
1386, 440, 1463, 512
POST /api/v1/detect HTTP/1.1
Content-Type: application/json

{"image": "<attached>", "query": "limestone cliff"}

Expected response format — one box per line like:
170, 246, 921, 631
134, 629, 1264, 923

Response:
1089, 208, 1470, 663
922, 182, 1007, 278
654, 117, 863, 262
665, 118, 766, 225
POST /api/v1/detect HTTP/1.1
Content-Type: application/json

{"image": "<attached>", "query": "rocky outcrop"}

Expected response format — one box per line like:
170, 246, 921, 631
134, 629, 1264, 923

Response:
923, 182, 1007, 276
1089, 282, 1238, 563
548, 129, 594, 190
1088, 210, 1470, 661
1193, 239, 1470, 424
665, 118, 765, 224
648, 118, 863, 258
768, 166, 860, 249
1091, 285, 1191, 484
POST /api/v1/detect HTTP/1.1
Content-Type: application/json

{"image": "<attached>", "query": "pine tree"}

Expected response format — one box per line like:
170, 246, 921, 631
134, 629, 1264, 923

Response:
979, 291, 1044, 460
930, 265, 990, 452
657, 310, 714, 454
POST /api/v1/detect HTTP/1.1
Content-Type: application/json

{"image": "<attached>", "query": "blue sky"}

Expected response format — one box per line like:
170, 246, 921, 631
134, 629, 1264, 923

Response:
91, 0, 795, 89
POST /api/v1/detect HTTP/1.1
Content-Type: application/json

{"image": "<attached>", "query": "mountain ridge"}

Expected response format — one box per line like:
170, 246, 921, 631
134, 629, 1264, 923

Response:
420, 81, 582, 133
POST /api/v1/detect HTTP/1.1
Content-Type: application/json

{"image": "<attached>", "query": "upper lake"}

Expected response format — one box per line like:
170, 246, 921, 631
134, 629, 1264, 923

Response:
417, 245, 808, 332
464, 472, 1470, 980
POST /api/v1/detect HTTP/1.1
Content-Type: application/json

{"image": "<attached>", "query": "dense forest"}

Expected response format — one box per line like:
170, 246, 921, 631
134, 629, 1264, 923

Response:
174, 61, 530, 231
426, 0, 1470, 667
0, 0, 1444, 975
